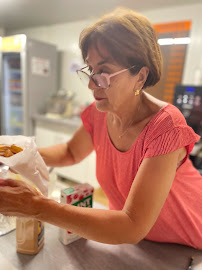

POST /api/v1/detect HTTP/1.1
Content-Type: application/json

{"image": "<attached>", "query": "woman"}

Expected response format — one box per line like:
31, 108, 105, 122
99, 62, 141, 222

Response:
0, 8, 202, 249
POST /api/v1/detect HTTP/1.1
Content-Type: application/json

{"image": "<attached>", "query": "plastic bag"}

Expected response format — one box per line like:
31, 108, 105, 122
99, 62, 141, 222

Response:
0, 136, 49, 196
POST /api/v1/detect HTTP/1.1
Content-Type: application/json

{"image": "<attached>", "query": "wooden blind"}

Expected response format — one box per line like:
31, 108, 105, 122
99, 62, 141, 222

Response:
146, 21, 191, 104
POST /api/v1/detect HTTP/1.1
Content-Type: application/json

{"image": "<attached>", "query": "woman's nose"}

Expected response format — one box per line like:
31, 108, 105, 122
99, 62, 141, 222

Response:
88, 77, 98, 91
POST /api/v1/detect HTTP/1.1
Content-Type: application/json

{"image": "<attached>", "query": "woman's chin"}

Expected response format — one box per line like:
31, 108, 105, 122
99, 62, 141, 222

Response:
95, 100, 108, 112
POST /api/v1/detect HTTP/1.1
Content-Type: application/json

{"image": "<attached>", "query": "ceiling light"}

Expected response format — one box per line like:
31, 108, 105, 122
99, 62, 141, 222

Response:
174, 37, 191, 44
158, 37, 191, 45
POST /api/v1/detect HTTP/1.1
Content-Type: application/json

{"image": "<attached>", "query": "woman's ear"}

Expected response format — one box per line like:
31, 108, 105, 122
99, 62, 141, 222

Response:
136, 66, 149, 89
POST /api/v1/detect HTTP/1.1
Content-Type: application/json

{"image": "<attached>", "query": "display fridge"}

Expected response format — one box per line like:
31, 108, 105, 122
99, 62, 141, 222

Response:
0, 34, 57, 136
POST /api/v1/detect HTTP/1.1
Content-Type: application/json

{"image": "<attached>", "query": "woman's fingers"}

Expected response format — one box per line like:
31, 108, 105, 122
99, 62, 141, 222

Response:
0, 179, 32, 189
8, 168, 18, 174
0, 178, 42, 218
0, 179, 20, 187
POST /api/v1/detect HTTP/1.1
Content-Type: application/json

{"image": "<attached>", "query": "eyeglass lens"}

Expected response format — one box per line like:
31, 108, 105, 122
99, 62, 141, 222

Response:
78, 71, 109, 89
78, 71, 89, 85
92, 74, 108, 88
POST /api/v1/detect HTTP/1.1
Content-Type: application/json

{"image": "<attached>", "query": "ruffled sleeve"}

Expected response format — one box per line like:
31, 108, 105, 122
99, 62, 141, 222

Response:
144, 125, 200, 160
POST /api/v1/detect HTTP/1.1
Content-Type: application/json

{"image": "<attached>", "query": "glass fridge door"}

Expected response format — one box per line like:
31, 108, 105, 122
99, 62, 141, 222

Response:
2, 53, 23, 135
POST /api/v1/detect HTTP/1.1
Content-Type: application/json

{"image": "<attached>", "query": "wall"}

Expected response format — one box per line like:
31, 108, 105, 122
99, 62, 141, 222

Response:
143, 3, 202, 85
0, 28, 5, 36
6, 3, 202, 105
7, 20, 96, 106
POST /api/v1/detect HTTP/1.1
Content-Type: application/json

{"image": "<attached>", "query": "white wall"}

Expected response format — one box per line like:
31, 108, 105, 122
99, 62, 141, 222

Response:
0, 28, 5, 36
6, 3, 202, 105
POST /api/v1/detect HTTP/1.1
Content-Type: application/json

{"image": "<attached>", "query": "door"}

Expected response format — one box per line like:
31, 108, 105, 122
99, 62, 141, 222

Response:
1, 53, 23, 135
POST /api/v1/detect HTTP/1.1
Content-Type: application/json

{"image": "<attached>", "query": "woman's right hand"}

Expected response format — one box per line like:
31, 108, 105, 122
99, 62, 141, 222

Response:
0, 179, 42, 218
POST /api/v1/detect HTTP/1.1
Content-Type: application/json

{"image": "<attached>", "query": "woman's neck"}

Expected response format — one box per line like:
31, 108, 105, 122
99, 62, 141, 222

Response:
107, 92, 147, 131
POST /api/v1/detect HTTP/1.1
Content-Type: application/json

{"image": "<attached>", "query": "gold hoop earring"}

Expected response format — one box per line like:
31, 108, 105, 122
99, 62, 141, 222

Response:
134, 89, 140, 96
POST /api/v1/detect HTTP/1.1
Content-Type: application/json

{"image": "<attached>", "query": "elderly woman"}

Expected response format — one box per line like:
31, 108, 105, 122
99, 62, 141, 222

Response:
0, 8, 202, 249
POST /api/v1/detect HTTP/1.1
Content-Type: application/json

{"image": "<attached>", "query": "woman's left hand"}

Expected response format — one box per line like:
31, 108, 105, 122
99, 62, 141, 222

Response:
0, 179, 42, 217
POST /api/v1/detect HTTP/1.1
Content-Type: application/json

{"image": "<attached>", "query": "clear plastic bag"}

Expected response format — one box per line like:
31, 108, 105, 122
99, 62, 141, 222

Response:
0, 164, 16, 236
0, 136, 49, 195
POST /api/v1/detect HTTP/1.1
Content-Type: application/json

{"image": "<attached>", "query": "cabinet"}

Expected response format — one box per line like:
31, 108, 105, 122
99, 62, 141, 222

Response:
33, 115, 99, 188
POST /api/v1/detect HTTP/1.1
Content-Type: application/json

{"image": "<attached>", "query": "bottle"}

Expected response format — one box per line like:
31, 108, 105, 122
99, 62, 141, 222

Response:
16, 217, 44, 255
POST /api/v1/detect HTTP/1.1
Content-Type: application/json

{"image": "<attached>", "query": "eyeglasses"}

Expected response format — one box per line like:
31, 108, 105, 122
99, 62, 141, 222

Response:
76, 65, 136, 89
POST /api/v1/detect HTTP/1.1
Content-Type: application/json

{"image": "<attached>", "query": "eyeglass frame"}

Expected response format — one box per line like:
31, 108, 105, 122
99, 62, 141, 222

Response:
76, 65, 136, 89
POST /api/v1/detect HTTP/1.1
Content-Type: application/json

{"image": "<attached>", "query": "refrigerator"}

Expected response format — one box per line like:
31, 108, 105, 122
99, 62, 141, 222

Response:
0, 34, 57, 136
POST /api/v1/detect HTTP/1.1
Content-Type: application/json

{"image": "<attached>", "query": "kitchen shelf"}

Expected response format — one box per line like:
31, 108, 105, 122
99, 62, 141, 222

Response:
9, 68, 21, 74
10, 105, 22, 110
9, 89, 22, 94
33, 114, 81, 128
9, 122, 23, 127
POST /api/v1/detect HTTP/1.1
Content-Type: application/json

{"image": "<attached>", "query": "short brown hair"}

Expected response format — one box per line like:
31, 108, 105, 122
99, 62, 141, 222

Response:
79, 7, 162, 89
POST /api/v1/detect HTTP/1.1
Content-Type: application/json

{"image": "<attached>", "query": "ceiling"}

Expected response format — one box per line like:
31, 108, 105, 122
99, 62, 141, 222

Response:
1, 0, 202, 31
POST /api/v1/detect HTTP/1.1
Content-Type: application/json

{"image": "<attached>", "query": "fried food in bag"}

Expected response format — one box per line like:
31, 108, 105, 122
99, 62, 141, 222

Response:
0, 136, 49, 196
0, 144, 23, 157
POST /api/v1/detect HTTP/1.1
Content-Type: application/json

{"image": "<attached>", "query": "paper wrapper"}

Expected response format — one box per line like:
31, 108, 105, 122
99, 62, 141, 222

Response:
0, 136, 49, 196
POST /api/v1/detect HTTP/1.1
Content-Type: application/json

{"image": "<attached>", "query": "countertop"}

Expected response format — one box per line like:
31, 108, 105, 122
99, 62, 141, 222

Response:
1, 153, 202, 270
0, 207, 202, 270
33, 114, 81, 128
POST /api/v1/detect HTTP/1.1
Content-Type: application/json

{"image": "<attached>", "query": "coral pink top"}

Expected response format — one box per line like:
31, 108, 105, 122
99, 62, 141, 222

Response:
81, 102, 202, 249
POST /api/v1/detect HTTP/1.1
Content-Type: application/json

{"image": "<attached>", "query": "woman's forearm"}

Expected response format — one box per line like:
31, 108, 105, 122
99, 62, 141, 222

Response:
38, 143, 76, 167
34, 196, 142, 245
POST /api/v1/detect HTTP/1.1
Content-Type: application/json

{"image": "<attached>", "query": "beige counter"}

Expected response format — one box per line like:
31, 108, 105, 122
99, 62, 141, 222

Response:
0, 216, 202, 270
